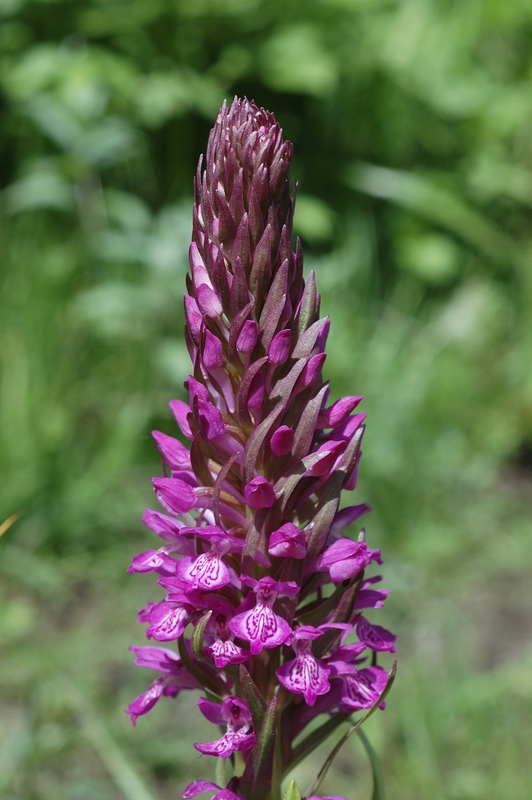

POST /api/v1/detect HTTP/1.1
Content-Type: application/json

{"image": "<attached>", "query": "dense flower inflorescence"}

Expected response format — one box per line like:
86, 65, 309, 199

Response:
127, 98, 395, 800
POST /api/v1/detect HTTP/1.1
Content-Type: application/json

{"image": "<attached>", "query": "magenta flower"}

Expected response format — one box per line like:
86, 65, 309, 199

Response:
127, 97, 395, 800
337, 666, 390, 712
125, 645, 198, 725
356, 615, 397, 652
229, 576, 299, 655
268, 522, 307, 559
195, 697, 255, 758
203, 597, 249, 668
276, 625, 332, 706
176, 526, 243, 592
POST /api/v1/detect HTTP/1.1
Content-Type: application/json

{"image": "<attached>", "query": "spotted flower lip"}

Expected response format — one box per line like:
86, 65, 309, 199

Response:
229, 576, 299, 655
276, 625, 333, 706
194, 697, 255, 758
127, 97, 395, 800
176, 526, 244, 592
145, 600, 191, 641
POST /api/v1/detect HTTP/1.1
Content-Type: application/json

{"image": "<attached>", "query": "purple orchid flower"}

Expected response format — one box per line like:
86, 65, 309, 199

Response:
194, 697, 255, 758
202, 598, 249, 668
229, 576, 299, 655
276, 625, 332, 706
125, 645, 198, 725
176, 526, 243, 592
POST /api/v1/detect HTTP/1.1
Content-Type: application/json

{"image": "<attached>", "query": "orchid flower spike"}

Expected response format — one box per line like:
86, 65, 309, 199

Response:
127, 97, 395, 800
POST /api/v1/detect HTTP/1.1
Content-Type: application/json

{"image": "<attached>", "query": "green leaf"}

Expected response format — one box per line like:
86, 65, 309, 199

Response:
212, 451, 239, 526
241, 356, 306, 487
6, 170, 74, 213
293, 194, 335, 243
305, 471, 343, 560
241, 513, 264, 578
283, 779, 302, 800
241, 695, 278, 800
356, 728, 385, 800
295, 270, 318, 338
191, 610, 212, 661
239, 665, 268, 735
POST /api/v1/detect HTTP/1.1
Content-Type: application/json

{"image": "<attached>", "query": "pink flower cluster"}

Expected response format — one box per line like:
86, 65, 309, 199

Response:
127, 98, 394, 800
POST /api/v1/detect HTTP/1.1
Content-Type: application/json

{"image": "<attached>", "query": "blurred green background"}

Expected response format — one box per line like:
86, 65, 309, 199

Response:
1, 0, 532, 798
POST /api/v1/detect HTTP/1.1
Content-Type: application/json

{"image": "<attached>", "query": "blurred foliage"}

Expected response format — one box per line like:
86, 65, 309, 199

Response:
1, 0, 532, 798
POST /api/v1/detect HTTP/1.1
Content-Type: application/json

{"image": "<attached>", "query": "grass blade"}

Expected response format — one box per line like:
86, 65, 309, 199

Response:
356, 727, 385, 800
67, 683, 159, 800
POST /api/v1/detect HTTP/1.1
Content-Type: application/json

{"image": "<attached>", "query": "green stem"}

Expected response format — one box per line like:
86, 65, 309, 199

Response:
270, 717, 283, 800
215, 757, 227, 790
233, 750, 246, 777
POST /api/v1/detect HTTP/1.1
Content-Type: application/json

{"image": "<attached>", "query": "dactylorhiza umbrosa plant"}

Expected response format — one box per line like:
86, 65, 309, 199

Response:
127, 98, 396, 800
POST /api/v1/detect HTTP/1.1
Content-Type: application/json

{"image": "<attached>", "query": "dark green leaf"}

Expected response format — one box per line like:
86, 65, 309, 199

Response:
239, 665, 267, 734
